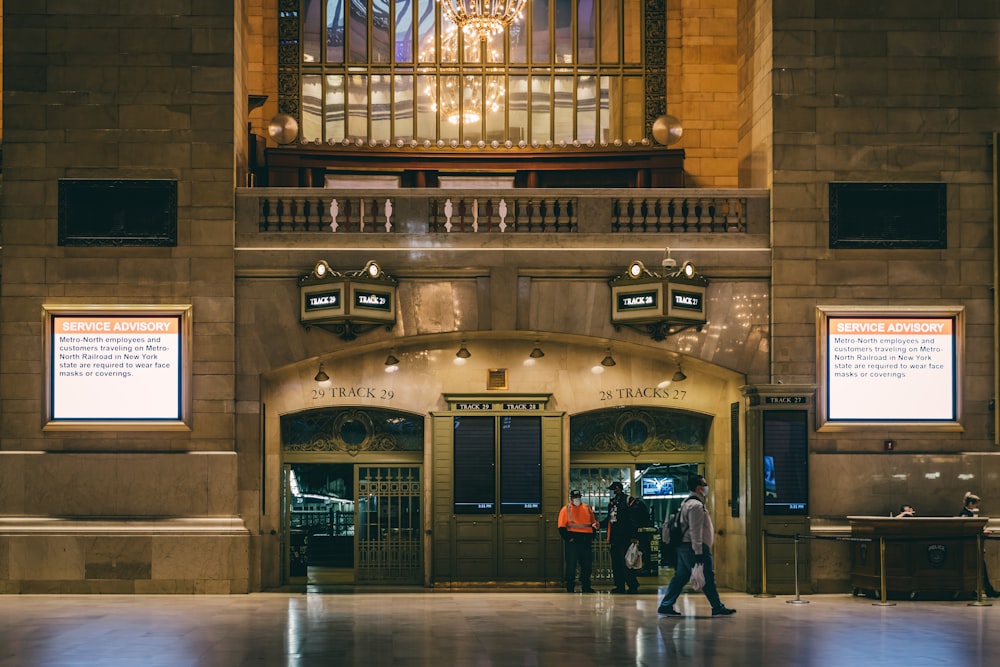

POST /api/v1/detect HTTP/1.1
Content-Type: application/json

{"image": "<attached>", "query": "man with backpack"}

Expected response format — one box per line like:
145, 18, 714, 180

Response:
657, 474, 736, 617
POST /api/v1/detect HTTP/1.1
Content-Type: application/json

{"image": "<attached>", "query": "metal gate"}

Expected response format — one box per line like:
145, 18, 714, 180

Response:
356, 465, 422, 583
569, 466, 631, 583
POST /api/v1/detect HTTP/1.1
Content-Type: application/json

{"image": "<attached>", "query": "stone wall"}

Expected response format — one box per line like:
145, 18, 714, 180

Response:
767, 1, 1000, 527
0, 2, 245, 593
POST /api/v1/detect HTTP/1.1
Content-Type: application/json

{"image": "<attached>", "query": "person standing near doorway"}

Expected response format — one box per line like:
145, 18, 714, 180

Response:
657, 474, 736, 617
959, 492, 1000, 598
602, 481, 641, 594
558, 489, 599, 593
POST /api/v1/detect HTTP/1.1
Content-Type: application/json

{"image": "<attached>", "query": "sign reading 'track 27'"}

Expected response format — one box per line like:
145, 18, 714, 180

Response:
44, 305, 192, 429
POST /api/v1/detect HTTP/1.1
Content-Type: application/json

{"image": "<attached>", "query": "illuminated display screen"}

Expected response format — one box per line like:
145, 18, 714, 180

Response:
824, 314, 957, 422
763, 410, 809, 516
45, 306, 191, 428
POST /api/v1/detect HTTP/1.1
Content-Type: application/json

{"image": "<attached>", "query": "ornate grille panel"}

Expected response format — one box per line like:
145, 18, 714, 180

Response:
356, 466, 423, 583
282, 0, 666, 145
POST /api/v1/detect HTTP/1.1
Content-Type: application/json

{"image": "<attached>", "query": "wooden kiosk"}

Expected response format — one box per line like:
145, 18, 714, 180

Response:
848, 516, 987, 599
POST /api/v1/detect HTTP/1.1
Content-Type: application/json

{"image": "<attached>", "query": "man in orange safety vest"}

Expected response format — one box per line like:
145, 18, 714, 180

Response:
558, 489, 599, 593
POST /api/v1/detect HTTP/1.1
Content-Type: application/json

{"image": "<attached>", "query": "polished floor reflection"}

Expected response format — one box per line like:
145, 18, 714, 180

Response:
0, 589, 996, 666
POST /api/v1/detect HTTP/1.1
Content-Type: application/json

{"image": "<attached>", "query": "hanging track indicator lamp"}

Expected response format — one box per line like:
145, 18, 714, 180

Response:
608, 255, 709, 341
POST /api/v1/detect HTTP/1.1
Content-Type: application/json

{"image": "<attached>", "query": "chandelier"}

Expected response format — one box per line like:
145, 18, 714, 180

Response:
420, 24, 505, 125
438, 0, 528, 42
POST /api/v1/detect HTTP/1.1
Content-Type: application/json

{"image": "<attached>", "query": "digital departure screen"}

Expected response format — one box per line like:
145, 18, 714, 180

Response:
453, 416, 496, 514
763, 410, 809, 516
499, 416, 541, 513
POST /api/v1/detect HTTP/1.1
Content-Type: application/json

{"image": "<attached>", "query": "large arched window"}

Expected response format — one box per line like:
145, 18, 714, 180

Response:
280, 0, 663, 147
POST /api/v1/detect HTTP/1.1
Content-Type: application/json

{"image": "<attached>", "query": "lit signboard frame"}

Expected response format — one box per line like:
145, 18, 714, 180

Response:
816, 305, 963, 431
43, 304, 193, 431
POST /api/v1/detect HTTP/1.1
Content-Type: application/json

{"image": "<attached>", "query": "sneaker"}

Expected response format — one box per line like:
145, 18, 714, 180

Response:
657, 606, 681, 617
712, 606, 736, 617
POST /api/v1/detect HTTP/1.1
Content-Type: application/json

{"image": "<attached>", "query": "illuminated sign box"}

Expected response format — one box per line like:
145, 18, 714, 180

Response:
611, 283, 664, 322
349, 285, 395, 321
298, 260, 397, 339
816, 305, 963, 430
609, 260, 708, 339
300, 284, 344, 321
43, 304, 193, 431
666, 285, 706, 321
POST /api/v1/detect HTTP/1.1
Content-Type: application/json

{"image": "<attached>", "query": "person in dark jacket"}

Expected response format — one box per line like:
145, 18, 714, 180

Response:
602, 481, 642, 594
960, 492, 1000, 598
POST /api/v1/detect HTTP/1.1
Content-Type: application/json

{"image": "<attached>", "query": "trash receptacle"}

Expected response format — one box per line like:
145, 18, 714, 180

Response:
290, 530, 308, 577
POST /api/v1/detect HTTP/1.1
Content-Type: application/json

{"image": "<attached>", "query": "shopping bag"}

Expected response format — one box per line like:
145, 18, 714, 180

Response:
625, 541, 644, 570
689, 563, 705, 591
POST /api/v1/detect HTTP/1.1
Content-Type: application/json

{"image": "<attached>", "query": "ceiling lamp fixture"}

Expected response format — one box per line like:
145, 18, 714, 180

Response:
529, 341, 545, 359
438, 0, 528, 42
420, 23, 505, 125
672, 363, 687, 382
314, 363, 331, 385
456, 341, 472, 359
601, 349, 617, 367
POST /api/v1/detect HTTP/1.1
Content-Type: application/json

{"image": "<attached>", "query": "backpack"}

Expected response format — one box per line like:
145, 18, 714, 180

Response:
629, 497, 653, 528
660, 497, 703, 567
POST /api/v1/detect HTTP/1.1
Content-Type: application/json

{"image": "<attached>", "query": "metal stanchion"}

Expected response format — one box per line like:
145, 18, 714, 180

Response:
873, 536, 895, 606
754, 529, 776, 598
786, 533, 809, 604
969, 532, 992, 607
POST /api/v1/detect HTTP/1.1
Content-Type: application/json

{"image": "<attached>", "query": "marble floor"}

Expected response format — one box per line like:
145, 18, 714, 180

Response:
0, 588, 997, 667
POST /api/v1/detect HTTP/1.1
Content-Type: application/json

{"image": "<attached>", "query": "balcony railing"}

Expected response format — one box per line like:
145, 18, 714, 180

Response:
235, 188, 770, 238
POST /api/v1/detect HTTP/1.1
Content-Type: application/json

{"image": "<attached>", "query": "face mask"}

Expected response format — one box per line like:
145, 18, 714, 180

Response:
701, 485, 709, 493
571, 498, 582, 506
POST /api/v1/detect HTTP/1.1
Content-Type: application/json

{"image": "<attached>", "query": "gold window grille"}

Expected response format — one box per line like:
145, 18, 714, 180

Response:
279, 0, 665, 146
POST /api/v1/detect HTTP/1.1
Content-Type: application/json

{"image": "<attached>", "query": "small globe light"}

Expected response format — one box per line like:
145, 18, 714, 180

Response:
652, 115, 684, 146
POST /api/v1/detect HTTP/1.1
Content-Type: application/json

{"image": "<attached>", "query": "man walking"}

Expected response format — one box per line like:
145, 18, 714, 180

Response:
558, 489, 599, 592
657, 474, 736, 617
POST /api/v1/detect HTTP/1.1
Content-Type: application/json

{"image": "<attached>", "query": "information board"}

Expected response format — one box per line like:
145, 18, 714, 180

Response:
453, 416, 496, 514
499, 416, 541, 513
818, 307, 962, 426
44, 305, 192, 429
763, 410, 809, 515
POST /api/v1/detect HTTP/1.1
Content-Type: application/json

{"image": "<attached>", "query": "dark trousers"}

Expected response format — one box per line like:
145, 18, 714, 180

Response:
564, 534, 593, 588
659, 543, 724, 610
610, 540, 639, 591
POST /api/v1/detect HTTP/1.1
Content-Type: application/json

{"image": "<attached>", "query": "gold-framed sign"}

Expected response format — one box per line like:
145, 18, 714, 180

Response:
816, 305, 964, 431
43, 304, 193, 431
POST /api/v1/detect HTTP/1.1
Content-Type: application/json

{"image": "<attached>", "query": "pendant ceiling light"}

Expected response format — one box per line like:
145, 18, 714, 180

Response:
438, 0, 528, 42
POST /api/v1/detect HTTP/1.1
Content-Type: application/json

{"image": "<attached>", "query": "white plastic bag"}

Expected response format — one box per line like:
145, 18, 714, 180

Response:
689, 563, 705, 591
625, 541, 644, 570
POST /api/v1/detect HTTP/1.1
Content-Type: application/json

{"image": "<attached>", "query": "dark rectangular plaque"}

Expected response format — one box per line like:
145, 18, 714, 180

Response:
829, 182, 946, 249
59, 179, 178, 247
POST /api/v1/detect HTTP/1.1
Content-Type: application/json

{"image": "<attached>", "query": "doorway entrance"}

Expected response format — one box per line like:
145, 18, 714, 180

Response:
284, 463, 422, 586
571, 462, 702, 585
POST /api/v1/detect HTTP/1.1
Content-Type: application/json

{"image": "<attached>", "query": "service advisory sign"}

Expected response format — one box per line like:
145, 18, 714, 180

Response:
817, 306, 963, 428
44, 305, 193, 430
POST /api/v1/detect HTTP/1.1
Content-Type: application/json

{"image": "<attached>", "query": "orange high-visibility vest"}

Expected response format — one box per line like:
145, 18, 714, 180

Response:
558, 503, 598, 533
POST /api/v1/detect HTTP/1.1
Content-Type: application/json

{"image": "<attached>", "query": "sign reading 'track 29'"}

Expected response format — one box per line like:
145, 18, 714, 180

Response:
44, 305, 192, 429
